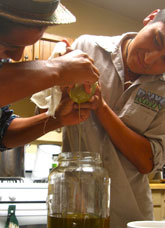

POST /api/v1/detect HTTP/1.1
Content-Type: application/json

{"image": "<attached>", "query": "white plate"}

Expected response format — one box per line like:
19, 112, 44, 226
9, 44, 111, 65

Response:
127, 221, 165, 228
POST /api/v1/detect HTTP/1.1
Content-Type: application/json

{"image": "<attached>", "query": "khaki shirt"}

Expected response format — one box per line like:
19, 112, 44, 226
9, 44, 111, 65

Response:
62, 33, 165, 228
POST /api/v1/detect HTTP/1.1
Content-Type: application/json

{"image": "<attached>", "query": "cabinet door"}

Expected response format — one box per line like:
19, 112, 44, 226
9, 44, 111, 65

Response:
22, 45, 34, 61
34, 39, 57, 60
33, 41, 40, 61
37, 33, 73, 60
163, 194, 165, 220
152, 190, 164, 220
21, 40, 56, 61
21, 33, 73, 61
153, 206, 163, 220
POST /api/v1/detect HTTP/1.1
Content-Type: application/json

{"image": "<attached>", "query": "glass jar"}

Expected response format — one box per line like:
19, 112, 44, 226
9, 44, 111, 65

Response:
47, 151, 111, 228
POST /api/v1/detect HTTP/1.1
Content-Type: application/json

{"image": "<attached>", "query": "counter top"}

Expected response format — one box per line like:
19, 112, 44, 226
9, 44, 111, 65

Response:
32, 130, 62, 145
150, 182, 165, 190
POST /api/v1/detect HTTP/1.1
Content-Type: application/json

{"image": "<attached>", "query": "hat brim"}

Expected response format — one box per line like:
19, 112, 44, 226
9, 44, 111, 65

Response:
0, 3, 76, 25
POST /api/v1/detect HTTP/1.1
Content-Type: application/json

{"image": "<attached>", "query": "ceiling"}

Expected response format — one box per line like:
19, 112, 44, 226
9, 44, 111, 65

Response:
84, 0, 165, 22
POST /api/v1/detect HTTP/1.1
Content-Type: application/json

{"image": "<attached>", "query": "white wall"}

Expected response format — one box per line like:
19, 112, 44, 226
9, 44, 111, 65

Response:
47, 0, 143, 39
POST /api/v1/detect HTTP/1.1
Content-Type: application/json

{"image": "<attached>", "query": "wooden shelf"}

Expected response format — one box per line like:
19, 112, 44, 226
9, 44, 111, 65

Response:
32, 130, 62, 146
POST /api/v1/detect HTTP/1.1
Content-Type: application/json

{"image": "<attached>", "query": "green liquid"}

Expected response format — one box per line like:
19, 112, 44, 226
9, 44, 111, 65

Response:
48, 214, 110, 228
69, 83, 97, 104
78, 104, 81, 152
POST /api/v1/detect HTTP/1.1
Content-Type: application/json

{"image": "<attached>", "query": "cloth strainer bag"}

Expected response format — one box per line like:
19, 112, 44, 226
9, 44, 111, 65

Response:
31, 42, 67, 117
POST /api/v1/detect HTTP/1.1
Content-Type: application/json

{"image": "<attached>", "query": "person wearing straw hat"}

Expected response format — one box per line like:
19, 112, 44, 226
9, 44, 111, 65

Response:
62, 9, 165, 228
0, 0, 99, 150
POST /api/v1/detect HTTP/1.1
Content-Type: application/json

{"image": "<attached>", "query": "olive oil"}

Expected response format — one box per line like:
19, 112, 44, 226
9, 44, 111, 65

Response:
78, 103, 81, 152
48, 214, 110, 228
69, 83, 97, 104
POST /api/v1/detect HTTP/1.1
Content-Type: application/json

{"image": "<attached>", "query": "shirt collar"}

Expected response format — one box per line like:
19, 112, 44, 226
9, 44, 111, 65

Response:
95, 32, 137, 53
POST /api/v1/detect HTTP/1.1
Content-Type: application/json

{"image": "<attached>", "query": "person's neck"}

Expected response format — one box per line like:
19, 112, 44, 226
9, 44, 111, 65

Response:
122, 38, 140, 89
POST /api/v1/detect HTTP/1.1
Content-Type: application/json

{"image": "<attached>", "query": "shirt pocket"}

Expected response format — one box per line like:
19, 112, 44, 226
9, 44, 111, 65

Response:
118, 102, 158, 134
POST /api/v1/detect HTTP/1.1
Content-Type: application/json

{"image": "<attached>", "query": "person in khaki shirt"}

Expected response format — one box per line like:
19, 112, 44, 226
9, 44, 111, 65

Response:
62, 9, 165, 228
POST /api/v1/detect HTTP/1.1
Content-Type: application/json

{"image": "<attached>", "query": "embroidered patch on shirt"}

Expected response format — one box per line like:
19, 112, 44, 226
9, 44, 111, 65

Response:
135, 88, 165, 112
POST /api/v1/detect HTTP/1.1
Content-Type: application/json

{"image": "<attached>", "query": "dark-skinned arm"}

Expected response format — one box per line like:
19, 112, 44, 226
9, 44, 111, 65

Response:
93, 89, 154, 174
2, 95, 91, 148
0, 49, 99, 106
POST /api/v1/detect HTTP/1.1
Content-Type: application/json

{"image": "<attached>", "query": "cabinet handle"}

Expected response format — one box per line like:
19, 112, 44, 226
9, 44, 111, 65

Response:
24, 55, 29, 61
9, 196, 16, 201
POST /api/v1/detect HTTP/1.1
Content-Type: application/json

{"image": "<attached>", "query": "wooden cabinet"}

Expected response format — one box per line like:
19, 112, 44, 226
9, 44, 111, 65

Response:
150, 184, 165, 220
21, 33, 73, 61
22, 38, 56, 61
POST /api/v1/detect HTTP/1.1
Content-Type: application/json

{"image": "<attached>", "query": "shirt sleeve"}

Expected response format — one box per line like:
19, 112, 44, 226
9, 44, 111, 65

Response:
144, 108, 165, 172
0, 105, 18, 152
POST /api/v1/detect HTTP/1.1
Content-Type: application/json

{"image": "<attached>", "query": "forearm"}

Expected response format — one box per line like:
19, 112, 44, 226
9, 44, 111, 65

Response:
0, 61, 56, 106
2, 113, 62, 148
95, 101, 154, 174
0, 50, 99, 107
2, 98, 91, 148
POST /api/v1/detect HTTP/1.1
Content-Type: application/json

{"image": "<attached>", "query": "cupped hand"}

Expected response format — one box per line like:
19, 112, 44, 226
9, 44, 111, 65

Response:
55, 92, 91, 127
72, 84, 104, 111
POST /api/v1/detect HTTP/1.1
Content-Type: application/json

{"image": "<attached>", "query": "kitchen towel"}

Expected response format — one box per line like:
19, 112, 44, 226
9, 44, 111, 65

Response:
31, 86, 62, 117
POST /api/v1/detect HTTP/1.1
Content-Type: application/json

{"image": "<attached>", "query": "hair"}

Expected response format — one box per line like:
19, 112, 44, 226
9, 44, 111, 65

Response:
149, 9, 165, 24
0, 16, 48, 35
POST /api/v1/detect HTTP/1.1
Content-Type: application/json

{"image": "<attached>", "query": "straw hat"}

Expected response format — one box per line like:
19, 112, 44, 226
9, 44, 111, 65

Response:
0, 0, 76, 25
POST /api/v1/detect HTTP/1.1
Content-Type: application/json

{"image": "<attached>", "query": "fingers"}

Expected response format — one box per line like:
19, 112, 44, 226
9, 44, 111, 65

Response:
62, 39, 71, 47
72, 91, 101, 111
79, 51, 100, 77
83, 84, 92, 94
65, 47, 73, 54
80, 52, 100, 83
73, 109, 90, 122
73, 97, 97, 110
79, 110, 90, 122
60, 108, 90, 126
60, 86, 70, 97
85, 65, 100, 84
54, 49, 100, 86
84, 54, 94, 64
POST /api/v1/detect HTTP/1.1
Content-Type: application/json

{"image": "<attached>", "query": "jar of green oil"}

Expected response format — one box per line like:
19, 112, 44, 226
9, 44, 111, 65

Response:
47, 151, 111, 228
